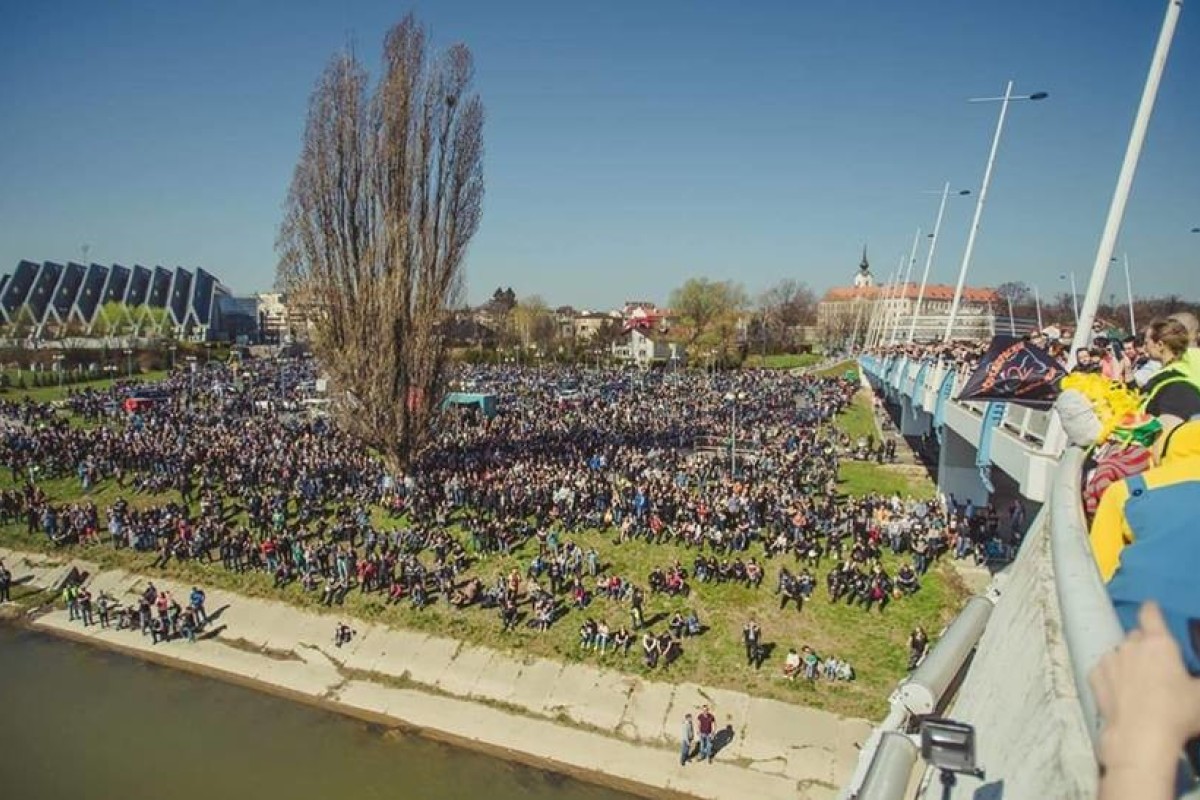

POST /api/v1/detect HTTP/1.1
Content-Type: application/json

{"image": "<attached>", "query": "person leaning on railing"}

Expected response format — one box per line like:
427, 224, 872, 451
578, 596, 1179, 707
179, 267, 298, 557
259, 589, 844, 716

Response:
1090, 417, 1200, 675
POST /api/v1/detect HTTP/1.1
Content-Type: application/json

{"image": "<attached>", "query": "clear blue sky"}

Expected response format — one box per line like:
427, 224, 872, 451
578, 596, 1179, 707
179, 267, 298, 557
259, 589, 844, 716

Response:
0, 0, 1196, 308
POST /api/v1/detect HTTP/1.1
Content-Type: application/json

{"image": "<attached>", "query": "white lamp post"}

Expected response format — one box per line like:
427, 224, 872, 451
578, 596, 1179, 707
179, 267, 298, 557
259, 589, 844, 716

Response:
724, 391, 746, 476
1113, 254, 1138, 335
1072, 0, 1182, 360
886, 228, 923, 345
909, 185, 971, 342
1061, 273, 1080, 328
944, 82, 1048, 342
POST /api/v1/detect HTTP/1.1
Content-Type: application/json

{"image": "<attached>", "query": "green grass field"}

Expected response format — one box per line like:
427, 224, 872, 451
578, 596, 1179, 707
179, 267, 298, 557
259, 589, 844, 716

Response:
814, 359, 858, 380
0, 370, 960, 720
742, 352, 824, 370
1, 370, 170, 404
830, 379, 936, 501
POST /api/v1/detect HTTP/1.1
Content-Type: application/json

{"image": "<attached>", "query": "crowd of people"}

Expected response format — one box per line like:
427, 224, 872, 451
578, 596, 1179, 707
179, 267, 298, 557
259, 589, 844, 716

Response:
0, 353, 970, 686
53, 563, 211, 645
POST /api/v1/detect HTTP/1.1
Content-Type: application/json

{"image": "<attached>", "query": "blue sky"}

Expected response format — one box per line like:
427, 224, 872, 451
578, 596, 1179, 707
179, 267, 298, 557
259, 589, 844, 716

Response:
0, 0, 1196, 308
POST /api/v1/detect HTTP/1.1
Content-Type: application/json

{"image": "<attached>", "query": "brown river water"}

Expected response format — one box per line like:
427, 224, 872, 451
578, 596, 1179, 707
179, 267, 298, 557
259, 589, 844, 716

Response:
0, 626, 639, 800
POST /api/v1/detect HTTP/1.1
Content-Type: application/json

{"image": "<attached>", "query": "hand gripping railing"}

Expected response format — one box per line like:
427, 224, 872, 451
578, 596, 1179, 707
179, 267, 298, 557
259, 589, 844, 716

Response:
1050, 445, 1199, 795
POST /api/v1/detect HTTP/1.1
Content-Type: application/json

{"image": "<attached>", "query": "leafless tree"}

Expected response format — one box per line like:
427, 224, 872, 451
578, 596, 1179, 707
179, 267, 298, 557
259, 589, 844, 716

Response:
756, 278, 816, 351
277, 14, 485, 471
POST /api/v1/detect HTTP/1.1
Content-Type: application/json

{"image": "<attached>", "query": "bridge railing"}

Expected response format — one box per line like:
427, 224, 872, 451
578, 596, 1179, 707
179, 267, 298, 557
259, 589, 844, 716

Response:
865, 355, 1054, 446
856, 355, 1198, 793
1048, 447, 1123, 746
1050, 446, 1200, 795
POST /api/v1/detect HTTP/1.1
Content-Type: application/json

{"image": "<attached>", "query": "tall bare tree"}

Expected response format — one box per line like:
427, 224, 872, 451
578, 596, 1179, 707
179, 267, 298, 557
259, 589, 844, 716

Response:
277, 14, 485, 471
756, 278, 816, 351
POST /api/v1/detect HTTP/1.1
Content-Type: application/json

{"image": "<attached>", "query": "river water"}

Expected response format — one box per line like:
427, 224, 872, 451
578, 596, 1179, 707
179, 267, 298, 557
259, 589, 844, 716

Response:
0, 626, 637, 800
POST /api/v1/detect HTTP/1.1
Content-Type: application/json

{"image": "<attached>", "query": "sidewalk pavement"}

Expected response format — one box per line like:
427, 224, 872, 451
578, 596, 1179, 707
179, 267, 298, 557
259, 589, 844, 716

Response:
1, 547, 870, 800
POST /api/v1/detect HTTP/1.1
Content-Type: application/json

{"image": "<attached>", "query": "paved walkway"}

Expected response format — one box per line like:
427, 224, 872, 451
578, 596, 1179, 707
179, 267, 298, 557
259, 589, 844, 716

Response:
1, 547, 869, 800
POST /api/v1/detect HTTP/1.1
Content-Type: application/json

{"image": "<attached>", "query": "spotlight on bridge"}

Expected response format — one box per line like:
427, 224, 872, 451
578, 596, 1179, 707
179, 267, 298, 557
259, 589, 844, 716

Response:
920, 717, 984, 798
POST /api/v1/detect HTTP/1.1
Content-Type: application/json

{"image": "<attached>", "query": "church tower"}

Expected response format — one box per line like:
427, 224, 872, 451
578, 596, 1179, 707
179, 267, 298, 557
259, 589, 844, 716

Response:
853, 245, 874, 289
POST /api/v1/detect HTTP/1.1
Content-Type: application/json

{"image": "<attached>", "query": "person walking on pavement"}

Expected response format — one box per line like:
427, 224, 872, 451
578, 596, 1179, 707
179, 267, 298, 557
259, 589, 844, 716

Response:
697, 705, 716, 763
679, 712, 695, 766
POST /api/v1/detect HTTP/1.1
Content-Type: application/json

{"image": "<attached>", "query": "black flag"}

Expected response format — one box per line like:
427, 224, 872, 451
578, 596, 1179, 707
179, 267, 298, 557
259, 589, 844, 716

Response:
956, 335, 1065, 408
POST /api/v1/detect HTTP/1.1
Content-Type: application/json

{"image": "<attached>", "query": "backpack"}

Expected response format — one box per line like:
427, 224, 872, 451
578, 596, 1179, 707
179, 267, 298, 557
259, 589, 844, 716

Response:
1108, 472, 1200, 627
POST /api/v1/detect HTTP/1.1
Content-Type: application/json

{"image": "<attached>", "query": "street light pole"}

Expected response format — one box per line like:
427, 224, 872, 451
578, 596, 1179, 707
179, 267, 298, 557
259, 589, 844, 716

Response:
1123, 253, 1137, 334
944, 81, 1048, 342
730, 402, 737, 476
872, 255, 905, 347
1073, 0, 1183, 359
890, 227, 922, 344
1061, 273, 1080, 327
725, 391, 745, 476
1033, 284, 1044, 330
910, 185, 969, 343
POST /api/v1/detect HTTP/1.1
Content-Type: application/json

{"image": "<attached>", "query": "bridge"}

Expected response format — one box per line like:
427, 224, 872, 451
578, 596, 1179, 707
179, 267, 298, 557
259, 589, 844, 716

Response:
840, 354, 1198, 800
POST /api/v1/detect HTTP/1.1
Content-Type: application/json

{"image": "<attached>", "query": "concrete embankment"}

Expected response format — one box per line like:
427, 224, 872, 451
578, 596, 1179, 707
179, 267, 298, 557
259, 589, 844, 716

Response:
1, 547, 869, 800
930, 519, 1095, 799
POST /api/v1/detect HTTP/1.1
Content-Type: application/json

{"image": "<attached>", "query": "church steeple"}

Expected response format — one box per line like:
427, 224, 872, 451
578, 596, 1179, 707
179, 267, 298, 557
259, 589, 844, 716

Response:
854, 244, 874, 288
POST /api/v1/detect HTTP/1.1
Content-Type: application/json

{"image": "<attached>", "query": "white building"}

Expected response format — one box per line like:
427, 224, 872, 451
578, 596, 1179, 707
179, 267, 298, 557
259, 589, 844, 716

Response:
611, 328, 687, 368
817, 251, 997, 346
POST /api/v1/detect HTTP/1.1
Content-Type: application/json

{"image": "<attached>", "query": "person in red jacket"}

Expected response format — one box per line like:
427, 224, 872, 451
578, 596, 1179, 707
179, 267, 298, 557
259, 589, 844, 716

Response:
696, 705, 716, 763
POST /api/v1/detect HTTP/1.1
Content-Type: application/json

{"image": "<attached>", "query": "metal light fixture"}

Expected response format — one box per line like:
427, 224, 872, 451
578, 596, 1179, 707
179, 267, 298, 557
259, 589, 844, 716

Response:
920, 717, 984, 800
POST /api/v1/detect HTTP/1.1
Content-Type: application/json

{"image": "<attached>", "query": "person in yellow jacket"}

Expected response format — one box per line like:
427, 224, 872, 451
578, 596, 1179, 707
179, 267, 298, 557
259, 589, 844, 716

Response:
1091, 418, 1200, 674
1139, 318, 1200, 458
1092, 418, 1200, 580
1168, 311, 1200, 380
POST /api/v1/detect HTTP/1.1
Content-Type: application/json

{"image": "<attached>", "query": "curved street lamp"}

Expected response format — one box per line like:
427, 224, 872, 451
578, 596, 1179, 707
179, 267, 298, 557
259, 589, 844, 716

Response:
909, 185, 972, 342
944, 82, 1048, 342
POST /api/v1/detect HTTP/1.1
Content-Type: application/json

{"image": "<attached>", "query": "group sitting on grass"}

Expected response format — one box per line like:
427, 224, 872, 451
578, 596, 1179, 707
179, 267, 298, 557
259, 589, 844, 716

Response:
0, 358, 958, 682
782, 645, 855, 682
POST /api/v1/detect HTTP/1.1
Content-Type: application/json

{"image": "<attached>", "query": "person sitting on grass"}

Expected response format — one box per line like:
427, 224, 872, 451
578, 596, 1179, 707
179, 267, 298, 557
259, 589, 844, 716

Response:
612, 626, 632, 655
579, 618, 597, 649
642, 630, 660, 669
500, 598, 519, 632
783, 647, 801, 681
595, 620, 611, 653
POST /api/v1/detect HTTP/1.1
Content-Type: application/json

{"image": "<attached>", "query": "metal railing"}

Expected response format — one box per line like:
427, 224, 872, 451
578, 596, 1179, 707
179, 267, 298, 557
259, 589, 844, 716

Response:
857, 357, 1198, 795
1050, 445, 1199, 795
1048, 446, 1123, 746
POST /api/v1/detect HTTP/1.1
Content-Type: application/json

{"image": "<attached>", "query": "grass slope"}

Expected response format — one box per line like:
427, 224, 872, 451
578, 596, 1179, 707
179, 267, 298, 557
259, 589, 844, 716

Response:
742, 353, 824, 370
1, 370, 171, 404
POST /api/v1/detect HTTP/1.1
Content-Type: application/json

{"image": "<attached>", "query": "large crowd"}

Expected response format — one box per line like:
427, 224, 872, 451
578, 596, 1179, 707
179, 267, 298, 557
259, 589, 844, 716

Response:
0, 354, 998, 685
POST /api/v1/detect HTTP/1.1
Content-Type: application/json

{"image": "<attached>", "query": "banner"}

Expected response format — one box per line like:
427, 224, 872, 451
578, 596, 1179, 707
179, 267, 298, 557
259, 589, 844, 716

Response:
955, 335, 1065, 407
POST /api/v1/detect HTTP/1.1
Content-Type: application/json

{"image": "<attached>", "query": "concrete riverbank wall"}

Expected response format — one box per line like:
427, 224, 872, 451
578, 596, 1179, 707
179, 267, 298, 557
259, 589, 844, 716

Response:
0, 547, 870, 800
